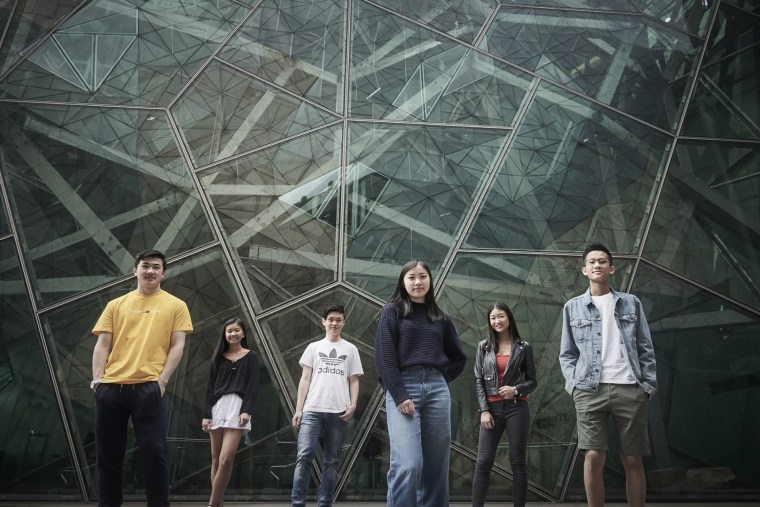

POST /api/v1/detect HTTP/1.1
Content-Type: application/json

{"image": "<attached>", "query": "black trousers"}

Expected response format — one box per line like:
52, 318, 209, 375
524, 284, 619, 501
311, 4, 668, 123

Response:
94, 382, 169, 507
471, 399, 530, 507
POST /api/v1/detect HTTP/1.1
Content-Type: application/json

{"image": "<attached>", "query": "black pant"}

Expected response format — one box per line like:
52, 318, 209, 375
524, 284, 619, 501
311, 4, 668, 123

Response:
95, 382, 169, 507
471, 399, 530, 507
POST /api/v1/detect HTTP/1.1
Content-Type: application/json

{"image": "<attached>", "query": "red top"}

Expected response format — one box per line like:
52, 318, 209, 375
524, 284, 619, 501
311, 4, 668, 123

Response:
487, 353, 528, 403
487, 354, 510, 403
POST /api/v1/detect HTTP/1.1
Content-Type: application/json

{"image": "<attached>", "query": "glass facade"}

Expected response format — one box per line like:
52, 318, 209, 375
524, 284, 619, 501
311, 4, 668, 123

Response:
0, 0, 758, 503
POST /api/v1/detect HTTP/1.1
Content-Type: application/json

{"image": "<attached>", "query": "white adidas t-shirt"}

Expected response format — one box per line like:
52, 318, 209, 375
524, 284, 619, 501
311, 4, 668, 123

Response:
300, 337, 364, 413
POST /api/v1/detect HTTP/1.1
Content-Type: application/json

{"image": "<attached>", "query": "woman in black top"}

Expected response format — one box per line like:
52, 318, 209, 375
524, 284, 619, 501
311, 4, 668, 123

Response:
201, 318, 260, 507
472, 302, 537, 507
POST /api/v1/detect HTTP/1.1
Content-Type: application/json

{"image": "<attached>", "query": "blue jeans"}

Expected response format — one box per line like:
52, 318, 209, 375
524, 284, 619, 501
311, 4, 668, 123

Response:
385, 366, 451, 507
291, 411, 348, 507
471, 399, 530, 507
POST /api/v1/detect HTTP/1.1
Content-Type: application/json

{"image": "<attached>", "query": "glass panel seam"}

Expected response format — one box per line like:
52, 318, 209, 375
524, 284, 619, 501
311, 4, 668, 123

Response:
34, 242, 219, 314
435, 78, 540, 293
472, 2, 499, 48
165, 6, 257, 111
638, 257, 760, 318
193, 119, 342, 173
0, 98, 165, 110
0, 164, 89, 499
218, 56, 343, 119
631, 4, 722, 288
347, 117, 513, 130
0, 0, 90, 83
254, 280, 384, 320
336, 0, 353, 283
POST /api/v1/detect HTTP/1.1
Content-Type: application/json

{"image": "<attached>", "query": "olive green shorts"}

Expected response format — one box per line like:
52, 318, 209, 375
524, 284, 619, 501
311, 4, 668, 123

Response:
572, 383, 650, 456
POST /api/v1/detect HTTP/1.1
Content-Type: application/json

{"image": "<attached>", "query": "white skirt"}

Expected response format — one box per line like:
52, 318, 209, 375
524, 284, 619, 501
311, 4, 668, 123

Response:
210, 393, 251, 433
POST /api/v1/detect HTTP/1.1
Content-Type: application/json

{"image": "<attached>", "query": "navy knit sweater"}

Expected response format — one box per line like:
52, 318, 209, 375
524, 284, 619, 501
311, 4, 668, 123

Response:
375, 302, 467, 406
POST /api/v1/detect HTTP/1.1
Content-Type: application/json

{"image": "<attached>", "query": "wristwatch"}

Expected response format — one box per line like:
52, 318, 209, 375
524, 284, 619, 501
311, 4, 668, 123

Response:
90, 379, 101, 390
514, 388, 520, 398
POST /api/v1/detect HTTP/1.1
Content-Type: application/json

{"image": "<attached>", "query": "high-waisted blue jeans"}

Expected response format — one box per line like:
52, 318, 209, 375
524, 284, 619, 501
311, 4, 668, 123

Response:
385, 366, 451, 507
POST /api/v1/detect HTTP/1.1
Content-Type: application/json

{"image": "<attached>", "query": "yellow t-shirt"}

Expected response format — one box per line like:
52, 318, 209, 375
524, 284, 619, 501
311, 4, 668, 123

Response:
92, 290, 193, 383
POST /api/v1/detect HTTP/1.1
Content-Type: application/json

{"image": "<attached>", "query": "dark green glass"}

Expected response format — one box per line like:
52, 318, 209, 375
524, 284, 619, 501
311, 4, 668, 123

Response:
0, 239, 81, 500
0, 103, 214, 307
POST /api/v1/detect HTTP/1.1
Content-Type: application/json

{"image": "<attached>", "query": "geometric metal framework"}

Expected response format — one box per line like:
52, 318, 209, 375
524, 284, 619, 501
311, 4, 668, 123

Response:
0, 0, 758, 502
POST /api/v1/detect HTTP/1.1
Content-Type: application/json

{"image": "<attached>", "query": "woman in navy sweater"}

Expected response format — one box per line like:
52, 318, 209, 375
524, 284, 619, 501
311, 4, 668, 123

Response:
375, 260, 467, 507
201, 318, 260, 507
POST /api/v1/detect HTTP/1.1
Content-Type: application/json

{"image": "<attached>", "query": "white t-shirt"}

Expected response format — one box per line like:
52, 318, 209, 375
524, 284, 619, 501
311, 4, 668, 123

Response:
592, 293, 635, 384
300, 337, 364, 413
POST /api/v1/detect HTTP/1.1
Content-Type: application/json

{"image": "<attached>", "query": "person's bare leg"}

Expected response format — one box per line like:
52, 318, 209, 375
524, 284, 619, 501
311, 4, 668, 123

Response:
207, 429, 223, 506
208, 429, 244, 507
621, 453, 646, 507
584, 449, 606, 507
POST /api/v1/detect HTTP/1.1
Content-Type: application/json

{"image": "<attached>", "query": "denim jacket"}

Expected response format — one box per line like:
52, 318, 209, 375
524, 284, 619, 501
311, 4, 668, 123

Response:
474, 338, 537, 413
559, 288, 657, 397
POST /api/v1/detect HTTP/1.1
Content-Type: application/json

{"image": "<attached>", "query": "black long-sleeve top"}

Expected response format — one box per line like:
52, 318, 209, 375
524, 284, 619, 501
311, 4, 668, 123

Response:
203, 351, 260, 418
375, 302, 467, 406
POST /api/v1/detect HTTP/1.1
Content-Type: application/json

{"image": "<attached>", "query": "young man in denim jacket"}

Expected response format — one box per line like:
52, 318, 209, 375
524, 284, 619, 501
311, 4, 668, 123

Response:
559, 243, 657, 507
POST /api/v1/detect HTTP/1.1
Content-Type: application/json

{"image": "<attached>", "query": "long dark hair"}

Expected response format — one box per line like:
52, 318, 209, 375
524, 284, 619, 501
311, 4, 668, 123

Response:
388, 260, 445, 322
484, 302, 522, 353
210, 317, 249, 373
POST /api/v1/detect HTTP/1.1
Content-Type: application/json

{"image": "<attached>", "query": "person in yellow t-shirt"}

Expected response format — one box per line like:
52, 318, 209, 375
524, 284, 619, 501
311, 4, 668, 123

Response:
91, 250, 193, 507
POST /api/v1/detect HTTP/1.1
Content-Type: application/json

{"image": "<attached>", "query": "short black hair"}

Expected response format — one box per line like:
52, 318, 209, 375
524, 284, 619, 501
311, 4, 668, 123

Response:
322, 303, 346, 319
133, 249, 167, 270
582, 243, 613, 265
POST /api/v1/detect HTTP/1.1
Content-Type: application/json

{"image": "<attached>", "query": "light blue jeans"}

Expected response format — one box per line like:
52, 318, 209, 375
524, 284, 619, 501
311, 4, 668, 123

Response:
291, 411, 347, 507
385, 366, 451, 507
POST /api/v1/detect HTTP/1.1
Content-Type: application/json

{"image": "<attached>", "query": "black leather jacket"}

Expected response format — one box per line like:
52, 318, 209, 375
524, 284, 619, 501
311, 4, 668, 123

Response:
474, 338, 538, 412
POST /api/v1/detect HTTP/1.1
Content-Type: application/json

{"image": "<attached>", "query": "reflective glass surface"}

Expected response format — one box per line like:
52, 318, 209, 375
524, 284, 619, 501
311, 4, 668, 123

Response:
0, 238, 80, 499
0, 102, 214, 306
0, 0, 758, 503
481, 6, 700, 131
723, 0, 760, 13
219, 0, 345, 113
466, 82, 670, 252
644, 141, 760, 310
172, 59, 339, 168
337, 411, 390, 502
201, 126, 342, 311
370, 0, 493, 44
350, 0, 534, 124
631, 264, 759, 495
0, 0, 80, 75
344, 123, 506, 298
632, 0, 714, 36
0, 195, 9, 236
0, 0, 247, 105
682, 4, 760, 139
506, 0, 637, 10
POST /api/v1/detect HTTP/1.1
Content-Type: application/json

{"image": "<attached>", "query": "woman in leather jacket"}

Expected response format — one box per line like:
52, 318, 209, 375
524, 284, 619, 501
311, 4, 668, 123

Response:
472, 302, 537, 507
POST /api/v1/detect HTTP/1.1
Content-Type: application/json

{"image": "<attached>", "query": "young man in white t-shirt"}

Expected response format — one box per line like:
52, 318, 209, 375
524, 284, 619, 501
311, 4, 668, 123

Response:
559, 243, 657, 507
291, 303, 363, 507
